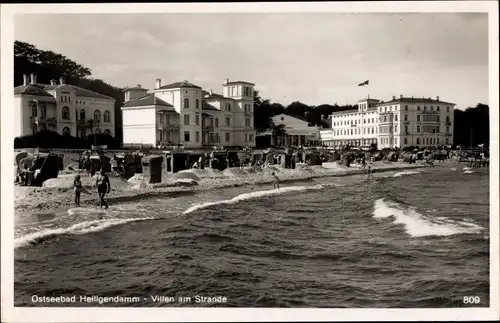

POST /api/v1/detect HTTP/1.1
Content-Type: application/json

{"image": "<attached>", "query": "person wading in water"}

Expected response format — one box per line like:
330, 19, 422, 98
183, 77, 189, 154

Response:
74, 174, 83, 207
95, 170, 111, 209
272, 172, 280, 189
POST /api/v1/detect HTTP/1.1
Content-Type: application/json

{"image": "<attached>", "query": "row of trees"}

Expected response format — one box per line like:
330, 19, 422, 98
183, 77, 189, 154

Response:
453, 103, 489, 148
14, 41, 125, 143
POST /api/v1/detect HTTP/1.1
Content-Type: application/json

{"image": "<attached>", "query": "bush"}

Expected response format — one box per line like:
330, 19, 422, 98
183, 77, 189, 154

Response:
14, 130, 120, 149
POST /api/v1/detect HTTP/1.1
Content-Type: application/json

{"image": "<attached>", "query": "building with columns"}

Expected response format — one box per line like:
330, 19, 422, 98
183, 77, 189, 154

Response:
256, 113, 321, 147
320, 95, 455, 148
121, 78, 256, 148
14, 73, 116, 138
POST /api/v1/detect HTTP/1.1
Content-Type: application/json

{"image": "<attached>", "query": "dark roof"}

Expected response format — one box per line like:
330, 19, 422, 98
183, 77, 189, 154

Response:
14, 84, 55, 98
274, 113, 309, 123
15, 83, 115, 100
158, 81, 202, 90
378, 97, 455, 106
202, 101, 219, 111
225, 81, 255, 86
122, 94, 174, 108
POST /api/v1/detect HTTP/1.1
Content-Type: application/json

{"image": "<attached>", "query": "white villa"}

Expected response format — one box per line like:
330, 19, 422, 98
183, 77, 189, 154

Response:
320, 95, 455, 148
14, 73, 116, 138
256, 113, 321, 147
121, 78, 256, 148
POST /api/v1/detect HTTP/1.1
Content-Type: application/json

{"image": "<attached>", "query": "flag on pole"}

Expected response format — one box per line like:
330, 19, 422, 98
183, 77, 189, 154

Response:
358, 80, 369, 86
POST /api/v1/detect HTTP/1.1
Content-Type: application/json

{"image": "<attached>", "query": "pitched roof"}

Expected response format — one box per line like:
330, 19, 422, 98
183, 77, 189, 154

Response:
122, 94, 174, 108
15, 83, 115, 100
202, 101, 219, 111
378, 97, 455, 106
273, 113, 309, 123
14, 84, 55, 99
225, 81, 255, 86
158, 81, 202, 90
123, 86, 148, 92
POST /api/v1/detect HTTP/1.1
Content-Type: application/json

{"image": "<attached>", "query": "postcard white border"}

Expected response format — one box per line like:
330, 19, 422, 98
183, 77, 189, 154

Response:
1, 1, 499, 322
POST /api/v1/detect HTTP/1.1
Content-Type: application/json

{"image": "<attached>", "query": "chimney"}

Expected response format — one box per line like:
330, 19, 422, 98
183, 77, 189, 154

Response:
50, 79, 57, 86
59, 77, 65, 85
224, 78, 229, 85
392, 96, 396, 100
30, 73, 37, 84
436, 96, 439, 101
23, 74, 29, 86
156, 78, 162, 89
137, 84, 141, 88
209, 89, 213, 95
400, 94, 403, 99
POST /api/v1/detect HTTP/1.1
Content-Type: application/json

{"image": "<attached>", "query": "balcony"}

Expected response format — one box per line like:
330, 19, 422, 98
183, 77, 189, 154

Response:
445, 121, 452, 126
31, 116, 57, 125
422, 110, 439, 115
202, 124, 215, 131
445, 132, 452, 136
244, 111, 253, 117
158, 123, 180, 131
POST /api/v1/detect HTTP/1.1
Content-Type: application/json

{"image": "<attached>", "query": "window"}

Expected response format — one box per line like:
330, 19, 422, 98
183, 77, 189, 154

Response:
184, 114, 190, 125
103, 110, 110, 123
446, 106, 450, 112
215, 118, 219, 128
225, 132, 230, 142
424, 106, 427, 111
446, 126, 450, 133
184, 98, 189, 109
31, 104, 37, 117
62, 127, 70, 136
437, 106, 440, 112
404, 114, 408, 122
405, 125, 408, 134
395, 125, 398, 133
195, 114, 200, 126
404, 138, 408, 145
446, 138, 449, 144
184, 131, 190, 142
244, 134, 248, 142
405, 105, 408, 111
417, 115, 420, 122
437, 116, 440, 122
437, 138, 440, 145
395, 138, 398, 145
281, 116, 284, 121
226, 103, 231, 112
196, 131, 200, 142
430, 106, 433, 111
80, 109, 86, 120
94, 109, 101, 122
245, 118, 250, 127
395, 115, 398, 121
384, 107, 387, 112
62, 106, 70, 120
417, 125, 420, 133
226, 117, 231, 127
40, 105, 46, 119
417, 138, 420, 145
249, 134, 254, 142
195, 99, 199, 110
446, 116, 450, 122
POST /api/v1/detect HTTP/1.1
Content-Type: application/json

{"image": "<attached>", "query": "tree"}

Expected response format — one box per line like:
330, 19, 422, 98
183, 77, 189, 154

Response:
454, 103, 489, 147
253, 90, 275, 133
272, 124, 287, 147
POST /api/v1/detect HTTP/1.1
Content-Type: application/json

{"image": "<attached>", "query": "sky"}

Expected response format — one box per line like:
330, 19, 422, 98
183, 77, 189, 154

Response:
14, 12, 489, 109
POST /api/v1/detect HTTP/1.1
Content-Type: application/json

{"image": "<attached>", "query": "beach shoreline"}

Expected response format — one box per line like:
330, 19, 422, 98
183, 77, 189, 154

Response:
13, 161, 436, 217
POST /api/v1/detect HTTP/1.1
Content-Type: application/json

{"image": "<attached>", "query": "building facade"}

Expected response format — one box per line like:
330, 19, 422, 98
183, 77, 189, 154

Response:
14, 73, 116, 138
256, 113, 321, 147
121, 79, 256, 148
320, 95, 455, 148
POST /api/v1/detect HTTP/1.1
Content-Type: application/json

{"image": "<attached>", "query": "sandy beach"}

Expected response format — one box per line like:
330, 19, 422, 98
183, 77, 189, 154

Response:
14, 160, 433, 217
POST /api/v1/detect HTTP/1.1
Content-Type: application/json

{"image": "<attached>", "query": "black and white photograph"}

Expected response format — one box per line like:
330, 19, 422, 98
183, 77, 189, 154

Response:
1, 2, 499, 322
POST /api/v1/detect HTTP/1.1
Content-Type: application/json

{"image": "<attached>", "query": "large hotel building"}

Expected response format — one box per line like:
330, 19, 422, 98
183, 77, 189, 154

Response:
320, 95, 455, 149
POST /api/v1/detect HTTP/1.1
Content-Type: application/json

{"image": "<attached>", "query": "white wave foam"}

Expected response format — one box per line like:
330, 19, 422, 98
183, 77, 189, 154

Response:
183, 185, 325, 215
463, 167, 471, 171
15, 216, 155, 249
392, 170, 421, 178
68, 207, 109, 216
373, 198, 483, 237
463, 170, 475, 174
451, 168, 457, 171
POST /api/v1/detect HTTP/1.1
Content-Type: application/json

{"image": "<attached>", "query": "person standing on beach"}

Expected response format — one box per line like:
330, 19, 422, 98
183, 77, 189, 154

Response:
272, 172, 280, 189
367, 166, 373, 179
74, 174, 83, 207
95, 170, 111, 209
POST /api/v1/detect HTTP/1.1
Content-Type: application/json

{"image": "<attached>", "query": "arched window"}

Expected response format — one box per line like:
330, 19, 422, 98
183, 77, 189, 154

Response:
103, 110, 110, 123
61, 106, 70, 120
62, 127, 70, 136
94, 109, 101, 122
80, 109, 86, 120
31, 104, 37, 117
40, 105, 46, 119
104, 129, 111, 135
195, 99, 200, 110
95, 128, 101, 135
184, 98, 189, 109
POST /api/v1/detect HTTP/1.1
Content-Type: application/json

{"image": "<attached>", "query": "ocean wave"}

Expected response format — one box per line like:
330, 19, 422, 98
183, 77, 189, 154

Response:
392, 170, 421, 178
463, 170, 475, 174
183, 185, 328, 215
14, 216, 155, 249
372, 198, 484, 237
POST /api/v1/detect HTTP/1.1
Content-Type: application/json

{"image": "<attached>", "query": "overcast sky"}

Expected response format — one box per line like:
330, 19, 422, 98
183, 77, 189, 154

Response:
15, 13, 489, 109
